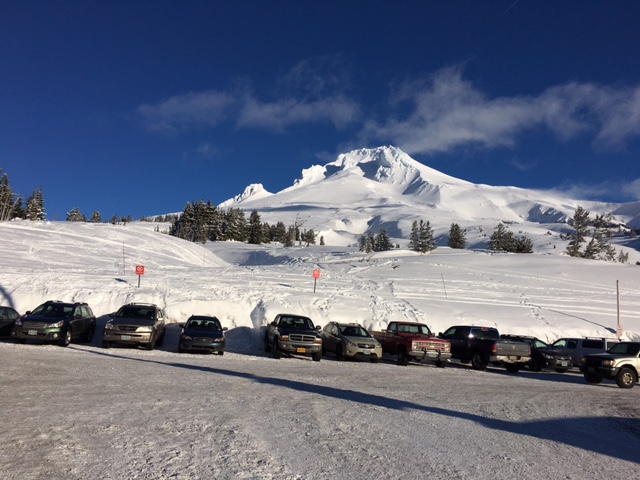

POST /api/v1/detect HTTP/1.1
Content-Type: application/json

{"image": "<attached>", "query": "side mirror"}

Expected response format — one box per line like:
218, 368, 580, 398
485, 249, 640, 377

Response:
178, 323, 186, 329
271, 321, 277, 326
223, 327, 228, 331
438, 332, 443, 336
26, 311, 32, 315
315, 325, 322, 330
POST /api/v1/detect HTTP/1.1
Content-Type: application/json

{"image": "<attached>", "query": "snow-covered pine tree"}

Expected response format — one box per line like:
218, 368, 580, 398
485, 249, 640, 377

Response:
26, 187, 46, 221
447, 223, 466, 249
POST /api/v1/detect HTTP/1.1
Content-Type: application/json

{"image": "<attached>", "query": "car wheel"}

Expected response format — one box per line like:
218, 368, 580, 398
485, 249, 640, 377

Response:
272, 341, 281, 359
528, 359, 541, 372
616, 367, 636, 389
397, 348, 409, 366
178, 345, 186, 354
555, 368, 569, 374
435, 360, 447, 368
312, 350, 322, 362
584, 373, 603, 384
59, 329, 71, 347
336, 345, 344, 361
84, 324, 95, 343
471, 353, 487, 370
504, 364, 521, 373
218, 350, 224, 356
102, 340, 112, 349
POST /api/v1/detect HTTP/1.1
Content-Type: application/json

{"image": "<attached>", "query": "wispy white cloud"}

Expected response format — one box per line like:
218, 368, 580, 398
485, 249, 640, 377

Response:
366, 66, 640, 155
621, 178, 640, 201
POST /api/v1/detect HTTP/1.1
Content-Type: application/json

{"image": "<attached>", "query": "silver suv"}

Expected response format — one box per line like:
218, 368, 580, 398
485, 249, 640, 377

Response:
579, 342, 640, 388
102, 303, 166, 350
551, 337, 620, 367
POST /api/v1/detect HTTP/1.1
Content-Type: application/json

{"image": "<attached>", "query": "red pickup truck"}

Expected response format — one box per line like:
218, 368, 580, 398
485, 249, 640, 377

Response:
371, 321, 452, 367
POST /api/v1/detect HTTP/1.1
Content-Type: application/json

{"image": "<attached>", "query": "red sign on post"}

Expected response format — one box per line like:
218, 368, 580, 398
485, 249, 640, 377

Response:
313, 269, 320, 279
135, 265, 145, 275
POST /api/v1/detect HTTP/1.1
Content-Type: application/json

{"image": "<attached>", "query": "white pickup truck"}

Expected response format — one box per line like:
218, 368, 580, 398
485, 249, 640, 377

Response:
579, 342, 640, 389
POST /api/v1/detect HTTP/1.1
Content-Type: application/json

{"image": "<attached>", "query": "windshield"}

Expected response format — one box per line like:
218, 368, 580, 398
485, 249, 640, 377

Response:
608, 343, 640, 356
31, 303, 73, 318
532, 339, 549, 349
187, 318, 222, 331
116, 306, 155, 320
397, 324, 432, 335
339, 325, 371, 338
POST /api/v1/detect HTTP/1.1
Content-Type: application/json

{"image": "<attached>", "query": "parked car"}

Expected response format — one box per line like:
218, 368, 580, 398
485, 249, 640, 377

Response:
551, 337, 620, 367
501, 335, 572, 373
264, 313, 323, 361
321, 322, 382, 362
11, 300, 96, 346
439, 325, 530, 371
178, 315, 227, 354
0, 306, 21, 337
102, 303, 166, 350
579, 341, 640, 388
371, 321, 451, 367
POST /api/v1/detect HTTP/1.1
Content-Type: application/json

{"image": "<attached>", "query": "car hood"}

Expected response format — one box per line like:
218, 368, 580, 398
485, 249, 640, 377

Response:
278, 327, 320, 337
342, 335, 380, 346
22, 314, 69, 324
109, 317, 156, 327
183, 327, 224, 338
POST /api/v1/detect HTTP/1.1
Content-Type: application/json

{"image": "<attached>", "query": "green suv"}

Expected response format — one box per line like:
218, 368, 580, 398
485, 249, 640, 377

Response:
11, 300, 96, 346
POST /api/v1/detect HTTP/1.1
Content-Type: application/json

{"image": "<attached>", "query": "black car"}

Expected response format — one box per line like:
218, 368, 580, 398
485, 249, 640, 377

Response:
102, 302, 166, 350
0, 306, 21, 337
11, 300, 96, 346
178, 315, 227, 354
264, 313, 323, 361
501, 335, 572, 373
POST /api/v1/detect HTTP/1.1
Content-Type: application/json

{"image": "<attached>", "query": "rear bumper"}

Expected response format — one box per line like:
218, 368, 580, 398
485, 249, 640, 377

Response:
491, 355, 530, 364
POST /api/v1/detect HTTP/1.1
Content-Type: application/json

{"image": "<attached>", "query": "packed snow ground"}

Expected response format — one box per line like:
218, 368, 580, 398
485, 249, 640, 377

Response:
1, 220, 640, 479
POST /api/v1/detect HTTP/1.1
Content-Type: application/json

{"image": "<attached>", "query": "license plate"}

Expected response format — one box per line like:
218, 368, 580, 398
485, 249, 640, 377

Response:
296, 347, 306, 353
28, 330, 38, 336
559, 361, 569, 366
363, 349, 371, 355
121, 335, 131, 341
588, 367, 595, 372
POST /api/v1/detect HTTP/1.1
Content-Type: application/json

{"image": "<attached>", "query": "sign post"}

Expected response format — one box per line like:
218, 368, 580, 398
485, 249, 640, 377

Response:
313, 269, 321, 293
135, 265, 145, 288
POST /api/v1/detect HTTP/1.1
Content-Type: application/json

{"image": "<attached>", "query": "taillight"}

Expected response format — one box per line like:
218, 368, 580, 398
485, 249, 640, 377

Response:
491, 343, 498, 354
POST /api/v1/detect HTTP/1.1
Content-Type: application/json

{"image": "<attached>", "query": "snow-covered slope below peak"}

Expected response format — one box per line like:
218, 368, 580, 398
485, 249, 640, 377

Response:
220, 183, 273, 207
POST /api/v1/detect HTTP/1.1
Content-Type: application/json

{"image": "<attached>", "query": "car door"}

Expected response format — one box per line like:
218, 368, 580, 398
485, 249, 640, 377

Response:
69, 305, 84, 339
442, 327, 468, 357
322, 323, 337, 352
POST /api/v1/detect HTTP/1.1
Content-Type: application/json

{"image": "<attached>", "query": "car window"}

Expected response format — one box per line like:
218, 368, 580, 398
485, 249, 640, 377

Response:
470, 327, 499, 340
608, 343, 640, 355
566, 339, 578, 349
532, 339, 549, 349
340, 325, 370, 337
581, 340, 604, 349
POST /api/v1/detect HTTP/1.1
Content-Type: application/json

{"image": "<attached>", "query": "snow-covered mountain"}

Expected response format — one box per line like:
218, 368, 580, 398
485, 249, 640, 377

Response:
220, 146, 639, 249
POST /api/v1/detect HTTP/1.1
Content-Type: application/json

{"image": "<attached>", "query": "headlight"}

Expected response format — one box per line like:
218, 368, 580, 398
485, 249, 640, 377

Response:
345, 340, 357, 348
46, 321, 64, 328
213, 337, 225, 342
104, 322, 114, 330
579, 356, 586, 365
602, 359, 616, 367
15, 318, 22, 326
279, 335, 289, 342
181, 334, 193, 341
136, 326, 153, 333
314, 338, 323, 344
542, 353, 554, 360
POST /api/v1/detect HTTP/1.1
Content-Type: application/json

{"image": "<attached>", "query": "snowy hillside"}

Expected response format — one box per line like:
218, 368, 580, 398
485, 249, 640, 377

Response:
2, 220, 640, 343
220, 146, 639, 249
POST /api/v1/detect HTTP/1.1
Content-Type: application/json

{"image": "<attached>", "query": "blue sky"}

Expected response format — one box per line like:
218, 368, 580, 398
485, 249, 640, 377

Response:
2, 1, 640, 220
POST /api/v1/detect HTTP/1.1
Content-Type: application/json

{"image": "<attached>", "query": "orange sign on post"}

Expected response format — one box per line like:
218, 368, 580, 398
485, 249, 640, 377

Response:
313, 269, 320, 293
135, 265, 145, 288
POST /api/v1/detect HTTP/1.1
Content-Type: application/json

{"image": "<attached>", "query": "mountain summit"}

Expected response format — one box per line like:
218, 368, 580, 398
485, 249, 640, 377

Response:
221, 146, 637, 247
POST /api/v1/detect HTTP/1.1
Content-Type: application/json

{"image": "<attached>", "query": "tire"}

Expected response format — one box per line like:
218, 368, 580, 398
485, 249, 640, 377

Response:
555, 368, 569, 374
528, 358, 541, 372
397, 348, 409, 366
312, 350, 322, 362
504, 364, 521, 373
102, 341, 112, 349
616, 367, 636, 389
435, 360, 447, 368
272, 340, 281, 359
584, 372, 603, 384
84, 324, 95, 343
336, 345, 344, 361
178, 345, 186, 354
59, 329, 71, 347
471, 353, 487, 371
218, 350, 224, 356
156, 332, 164, 347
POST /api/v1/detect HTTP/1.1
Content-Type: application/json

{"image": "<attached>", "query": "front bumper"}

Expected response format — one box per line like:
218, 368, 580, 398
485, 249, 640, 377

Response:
179, 338, 225, 353
579, 364, 618, 379
12, 327, 65, 343
345, 345, 383, 359
277, 341, 322, 355
103, 331, 152, 345
409, 350, 452, 361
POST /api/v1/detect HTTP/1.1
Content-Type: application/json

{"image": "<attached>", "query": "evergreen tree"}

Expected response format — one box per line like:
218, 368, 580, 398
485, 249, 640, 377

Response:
224, 208, 247, 242
565, 206, 618, 261
26, 187, 46, 220
319, 236, 325, 246
284, 226, 296, 247
110, 214, 118, 225
408, 220, 419, 251
0, 172, 15, 221
488, 223, 514, 251
302, 229, 316, 247
374, 229, 394, 251
66, 207, 86, 222
12, 195, 25, 219
418, 220, 436, 253
447, 223, 466, 249
247, 210, 263, 244
90, 211, 102, 223
565, 206, 590, 257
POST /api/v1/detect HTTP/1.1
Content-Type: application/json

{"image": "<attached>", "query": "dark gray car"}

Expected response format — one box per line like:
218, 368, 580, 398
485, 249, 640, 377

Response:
0, 306, 20, 337
178, 315, 227, 354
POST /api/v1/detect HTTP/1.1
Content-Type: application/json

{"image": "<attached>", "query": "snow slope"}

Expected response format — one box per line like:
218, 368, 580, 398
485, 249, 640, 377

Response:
2, 220, 640, 479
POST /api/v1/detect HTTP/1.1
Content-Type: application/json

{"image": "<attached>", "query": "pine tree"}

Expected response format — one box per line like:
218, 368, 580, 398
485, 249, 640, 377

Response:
418, 220, 436, 253
319, 236, 325, 246
66, 207, 86, 222
565, 206, 590, 257
247, 210, 263, 244
302, 229, 317, 247
110, 214, 118, 225
374, 229, 393, 251
408, 220, 419, 251
12, 195, 25, 219
272, 222, 287, 244
488, 223, 514, 251
447, 223, 466, 249
26, 187, 46, 221
0, 172, 16, 221
90, 211, 102, 223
